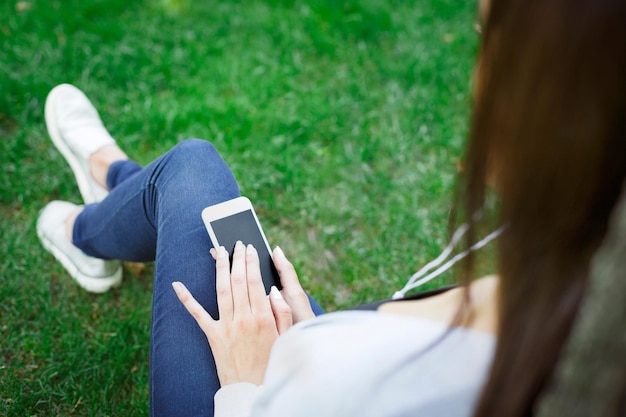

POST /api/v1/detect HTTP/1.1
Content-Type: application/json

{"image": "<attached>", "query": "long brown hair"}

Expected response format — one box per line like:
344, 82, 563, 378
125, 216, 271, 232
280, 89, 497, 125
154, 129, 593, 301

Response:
462, 0, 626, 415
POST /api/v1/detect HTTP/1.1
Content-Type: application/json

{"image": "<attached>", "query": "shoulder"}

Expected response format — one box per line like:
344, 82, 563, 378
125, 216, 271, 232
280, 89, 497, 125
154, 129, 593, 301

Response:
379, 275, 500, 334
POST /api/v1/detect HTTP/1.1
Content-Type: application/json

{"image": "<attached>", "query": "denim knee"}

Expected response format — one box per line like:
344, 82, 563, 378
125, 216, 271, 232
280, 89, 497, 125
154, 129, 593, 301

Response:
162, 139, 235, 185
168, 139, 218, 165
153, 138, 239, 210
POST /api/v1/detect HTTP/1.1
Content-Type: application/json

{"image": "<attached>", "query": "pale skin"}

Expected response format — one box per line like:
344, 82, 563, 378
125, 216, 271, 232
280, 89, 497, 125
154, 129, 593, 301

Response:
65, 144, 128, 242
173, 242, 316, 385
174, 240, 499, 387
76, 143, 499, 388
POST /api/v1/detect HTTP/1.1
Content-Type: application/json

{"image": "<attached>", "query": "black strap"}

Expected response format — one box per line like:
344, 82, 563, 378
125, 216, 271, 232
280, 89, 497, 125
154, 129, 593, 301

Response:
349, 285, 458, 311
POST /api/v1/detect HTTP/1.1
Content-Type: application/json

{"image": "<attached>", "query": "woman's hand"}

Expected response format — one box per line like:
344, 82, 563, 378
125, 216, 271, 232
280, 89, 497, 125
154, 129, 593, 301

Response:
272, 246, 316, 323
172, 241, 292, 386
210, 244, 315, 324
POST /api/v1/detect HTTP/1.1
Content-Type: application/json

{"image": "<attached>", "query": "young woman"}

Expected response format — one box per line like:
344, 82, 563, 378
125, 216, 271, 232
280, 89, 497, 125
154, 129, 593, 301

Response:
37, 0, 626, 415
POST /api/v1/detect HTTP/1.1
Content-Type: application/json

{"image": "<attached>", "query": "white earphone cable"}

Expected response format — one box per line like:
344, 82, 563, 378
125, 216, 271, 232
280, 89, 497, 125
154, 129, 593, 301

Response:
392, 224, 504, 300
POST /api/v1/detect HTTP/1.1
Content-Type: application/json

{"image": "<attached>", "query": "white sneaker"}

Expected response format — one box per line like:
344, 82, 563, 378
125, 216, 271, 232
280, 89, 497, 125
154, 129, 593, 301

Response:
37, 201, 122, 293
45, 84, 116, 204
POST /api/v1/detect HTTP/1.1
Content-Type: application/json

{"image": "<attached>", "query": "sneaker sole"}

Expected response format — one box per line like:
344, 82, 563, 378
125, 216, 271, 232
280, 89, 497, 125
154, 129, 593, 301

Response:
45, 86, 104, 204
37, 227, 122, 293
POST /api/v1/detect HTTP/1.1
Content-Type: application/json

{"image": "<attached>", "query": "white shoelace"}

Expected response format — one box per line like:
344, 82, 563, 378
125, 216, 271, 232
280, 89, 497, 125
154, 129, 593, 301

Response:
392, 224, 504, 300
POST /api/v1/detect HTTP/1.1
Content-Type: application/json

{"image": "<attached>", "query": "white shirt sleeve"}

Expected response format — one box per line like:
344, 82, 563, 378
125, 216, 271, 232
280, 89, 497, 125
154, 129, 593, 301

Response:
249, 311, 496, 417
214, 383, 260, 417
212, 311, 495, 417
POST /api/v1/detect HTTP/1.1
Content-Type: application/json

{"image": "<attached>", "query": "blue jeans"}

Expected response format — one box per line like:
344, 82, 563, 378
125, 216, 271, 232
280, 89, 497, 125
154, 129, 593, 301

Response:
72, 139, 324, 417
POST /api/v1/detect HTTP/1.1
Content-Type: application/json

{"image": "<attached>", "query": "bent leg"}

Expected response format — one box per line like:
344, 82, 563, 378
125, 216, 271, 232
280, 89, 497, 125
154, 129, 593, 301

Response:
73, 139, 239, 263
72, 139, 323, 416
143, 140, 240, 417
74, 139, 238, 416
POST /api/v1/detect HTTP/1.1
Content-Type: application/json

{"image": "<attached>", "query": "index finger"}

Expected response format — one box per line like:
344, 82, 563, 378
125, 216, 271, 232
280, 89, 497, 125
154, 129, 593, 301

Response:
172, 281, 215, 337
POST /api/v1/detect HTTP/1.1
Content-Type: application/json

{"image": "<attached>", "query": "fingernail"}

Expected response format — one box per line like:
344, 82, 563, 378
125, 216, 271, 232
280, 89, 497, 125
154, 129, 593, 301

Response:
172, 281, 184, 294
246, 244, 256, 255
270, 286, 283, 299
235, 241, 244, 252
218, 246, 228, 258
275, 246, 285, 259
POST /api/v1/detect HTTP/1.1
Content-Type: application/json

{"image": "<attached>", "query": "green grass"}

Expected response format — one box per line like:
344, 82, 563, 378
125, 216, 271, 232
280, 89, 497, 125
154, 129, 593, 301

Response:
1, 0, 479, 415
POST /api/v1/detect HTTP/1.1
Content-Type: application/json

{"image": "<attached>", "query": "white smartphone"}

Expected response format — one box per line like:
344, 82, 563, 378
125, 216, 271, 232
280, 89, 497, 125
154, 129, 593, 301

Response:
201, 196, 281, 294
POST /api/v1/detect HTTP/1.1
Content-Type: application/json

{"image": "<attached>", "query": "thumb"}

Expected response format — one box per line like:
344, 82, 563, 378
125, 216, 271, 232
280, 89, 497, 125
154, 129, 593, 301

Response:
272, 246, 315, 322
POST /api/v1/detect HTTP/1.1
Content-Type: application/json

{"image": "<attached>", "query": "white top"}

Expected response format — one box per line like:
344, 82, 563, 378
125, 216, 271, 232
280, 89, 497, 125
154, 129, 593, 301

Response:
214, 310, 496, 417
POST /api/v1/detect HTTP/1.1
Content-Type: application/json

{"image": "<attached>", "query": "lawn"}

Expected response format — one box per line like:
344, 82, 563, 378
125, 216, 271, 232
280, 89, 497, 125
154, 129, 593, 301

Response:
0, 0, 479, 415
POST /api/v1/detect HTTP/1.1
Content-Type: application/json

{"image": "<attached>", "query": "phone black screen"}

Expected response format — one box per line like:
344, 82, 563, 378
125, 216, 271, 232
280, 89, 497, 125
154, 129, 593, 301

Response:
210, 210, 281, 292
